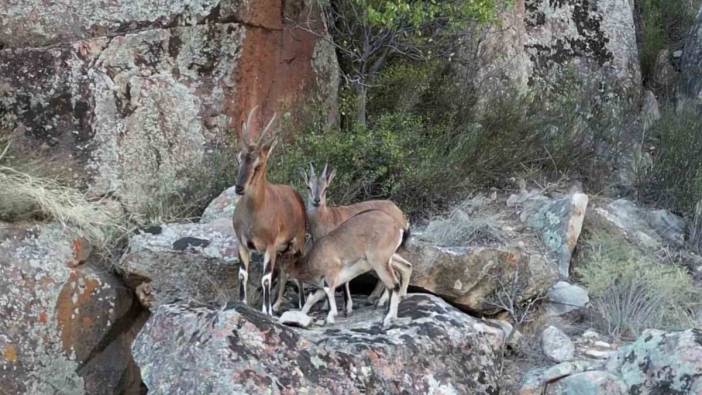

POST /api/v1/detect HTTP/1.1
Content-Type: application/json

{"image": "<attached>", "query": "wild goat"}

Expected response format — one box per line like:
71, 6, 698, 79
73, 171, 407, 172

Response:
287, 209, 413, 327
302, 163, 411, 314
232, 109, 307, 315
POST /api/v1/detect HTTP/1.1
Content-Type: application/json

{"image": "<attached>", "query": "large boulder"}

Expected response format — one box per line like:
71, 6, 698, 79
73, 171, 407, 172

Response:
0, 223, 144, 394
521, 329, 702, 394
0, 0, 339, 218
405, 192, 588, 313
133, 294, 504, 394
455, 0, 641, 105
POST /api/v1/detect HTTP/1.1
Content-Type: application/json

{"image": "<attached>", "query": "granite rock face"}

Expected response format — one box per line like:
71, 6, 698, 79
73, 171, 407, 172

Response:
521, 329, 702, 394
0, 223, 144, 395
133, 294, 503, 394
681, 6, 702, 103
0, 0, 339, 218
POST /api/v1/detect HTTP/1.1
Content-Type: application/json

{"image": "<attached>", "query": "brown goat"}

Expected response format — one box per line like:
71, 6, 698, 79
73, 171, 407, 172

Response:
302, 163, 411, 313
232, 109, 307, 315
287, 209, 413, 327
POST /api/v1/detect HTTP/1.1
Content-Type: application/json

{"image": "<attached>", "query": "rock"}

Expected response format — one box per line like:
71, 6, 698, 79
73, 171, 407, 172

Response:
279, 310, 314, 328
117, 220, 254, 309
546, 371, 627, 394
652, 50, 678, 94
681, 6, 702, 103
519, 192, 589, 277
455, 0, 641, 107
522, 329, 702, 394
0, 0, 339, 219
404, 241, 557, 313
605, 329, 702, 393
542, 326, 575, 362
133, 294, 503, 394
588, 199, 686, 250
0, 223, 144, 394
200, 186, 238, 224
545, 281, 589, 316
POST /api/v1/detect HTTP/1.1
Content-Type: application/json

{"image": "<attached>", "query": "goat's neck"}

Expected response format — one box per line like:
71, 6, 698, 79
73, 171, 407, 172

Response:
242, 166, 269, 211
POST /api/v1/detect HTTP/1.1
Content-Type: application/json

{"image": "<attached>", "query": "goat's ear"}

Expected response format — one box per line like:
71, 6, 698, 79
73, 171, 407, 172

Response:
326, 167, 336, 184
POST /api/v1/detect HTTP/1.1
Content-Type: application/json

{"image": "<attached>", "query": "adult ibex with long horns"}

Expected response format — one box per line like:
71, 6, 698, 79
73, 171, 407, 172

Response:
232, 108, 306, 315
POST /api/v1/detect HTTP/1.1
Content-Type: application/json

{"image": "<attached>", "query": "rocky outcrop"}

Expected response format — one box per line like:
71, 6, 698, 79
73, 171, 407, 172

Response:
681, 6, 702, 103
521, 329, 702, 394
456, 0, 641, 105
133, 294, 504, 394
0, 223, 144, 394
0, 0, 339, 218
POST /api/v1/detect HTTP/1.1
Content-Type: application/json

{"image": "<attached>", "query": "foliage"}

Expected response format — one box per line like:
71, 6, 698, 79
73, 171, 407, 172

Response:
313, 0, 502, 125
576, 231, 698, 339
639, 0, 701, 89
638, 105, 702, 216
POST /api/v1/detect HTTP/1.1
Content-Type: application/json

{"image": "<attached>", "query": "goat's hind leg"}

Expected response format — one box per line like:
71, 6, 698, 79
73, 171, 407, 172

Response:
373, 260, 402, 328
323, 279, 338, 324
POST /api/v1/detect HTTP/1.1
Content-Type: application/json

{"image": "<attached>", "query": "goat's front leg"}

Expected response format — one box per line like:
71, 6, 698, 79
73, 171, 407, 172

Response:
261, 249, 276, 315
238, 245, 251, 304
323, 280, 338, 324
272, 263, 287, 313
343, 283, 352, 316
301, 288, 326, 314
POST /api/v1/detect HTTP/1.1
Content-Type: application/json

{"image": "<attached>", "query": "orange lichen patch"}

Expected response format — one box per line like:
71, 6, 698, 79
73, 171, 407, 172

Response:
2, 344, 17, 363
55, 271, 102, 354
67, 238, 92, 268
38, 310, 48, 324
227, 0, 321, 142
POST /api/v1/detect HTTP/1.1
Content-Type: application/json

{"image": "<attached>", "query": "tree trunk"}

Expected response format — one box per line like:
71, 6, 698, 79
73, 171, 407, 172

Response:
689, 199, 702, 254
355, 82, 367, 128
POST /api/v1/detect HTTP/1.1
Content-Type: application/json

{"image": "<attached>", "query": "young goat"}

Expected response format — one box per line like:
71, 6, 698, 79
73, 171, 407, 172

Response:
287, 209, 413, 327
232, 109, 306, 315
302, 163, 411, 314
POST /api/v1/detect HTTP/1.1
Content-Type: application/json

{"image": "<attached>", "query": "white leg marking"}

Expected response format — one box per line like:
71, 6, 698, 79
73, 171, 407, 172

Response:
324, 286, 337, 324
377, 289, 389, 307
383, 289, 400, 328
302, 289, 325, 314
345, 283, 353, 315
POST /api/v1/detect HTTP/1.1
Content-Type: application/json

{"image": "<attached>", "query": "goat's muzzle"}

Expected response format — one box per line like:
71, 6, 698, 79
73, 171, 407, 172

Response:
235, 185, 245, 195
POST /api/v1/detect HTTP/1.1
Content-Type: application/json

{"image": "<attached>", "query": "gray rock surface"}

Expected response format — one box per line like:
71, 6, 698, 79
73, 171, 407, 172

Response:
133, 294, 504, 394
200, 185, 238, 224
0, 223, 143, 394
545, 281, 589, 316
681, 6, 702, 103
0, 0, 339, 219
522, 329, 702, 394
542, 326, 575, 363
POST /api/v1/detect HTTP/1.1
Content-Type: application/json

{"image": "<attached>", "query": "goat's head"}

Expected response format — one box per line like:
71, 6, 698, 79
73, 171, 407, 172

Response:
302, 163, 335, 208
235, 108, 278, 196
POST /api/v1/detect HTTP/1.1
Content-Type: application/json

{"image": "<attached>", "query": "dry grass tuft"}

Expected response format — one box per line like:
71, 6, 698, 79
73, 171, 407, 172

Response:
420, 196, 506, 246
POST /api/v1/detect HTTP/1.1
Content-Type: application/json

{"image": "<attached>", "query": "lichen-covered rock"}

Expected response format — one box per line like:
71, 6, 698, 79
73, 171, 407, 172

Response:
200, 185, 238, 224
542, 326, 575, 363
117, 220, 257, 308
0, 223, 143, 394
454, 0, 641, 106
521, 329, 702, 394
404, 241, 557, 313
587, 198, 686, 250
133, 294, 503, 394
681, 6, 702, 103
516, 191, 588, 277
0, 0, 339, 218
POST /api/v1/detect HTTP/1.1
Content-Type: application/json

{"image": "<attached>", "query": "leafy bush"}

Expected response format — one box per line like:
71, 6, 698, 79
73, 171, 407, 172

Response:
639, 0, 701, 88
639, 106, 702, 216
576, 231, 698, 339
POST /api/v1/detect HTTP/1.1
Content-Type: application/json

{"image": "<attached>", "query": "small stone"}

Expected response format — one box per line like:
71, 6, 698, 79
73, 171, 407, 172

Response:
545, 281, 589, 315
673, 50, 683, 58
279, 310, 313, 328
542, 326, 575, 362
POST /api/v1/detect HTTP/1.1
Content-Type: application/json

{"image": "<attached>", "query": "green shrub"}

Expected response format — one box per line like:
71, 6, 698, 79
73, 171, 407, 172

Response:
639, 106, 702, 216
577, 231, 698, 339
639, 0, 701, 88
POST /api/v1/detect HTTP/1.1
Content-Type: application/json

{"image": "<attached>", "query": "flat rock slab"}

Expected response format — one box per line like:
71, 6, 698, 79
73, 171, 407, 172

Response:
133, 294, 503, 394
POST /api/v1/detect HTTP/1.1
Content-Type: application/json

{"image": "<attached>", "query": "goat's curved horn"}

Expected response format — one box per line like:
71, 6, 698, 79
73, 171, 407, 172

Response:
257, 113, 277, 147
322, 163, 329, 179
309, 162, 316, 178
241, 106, 258, 146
